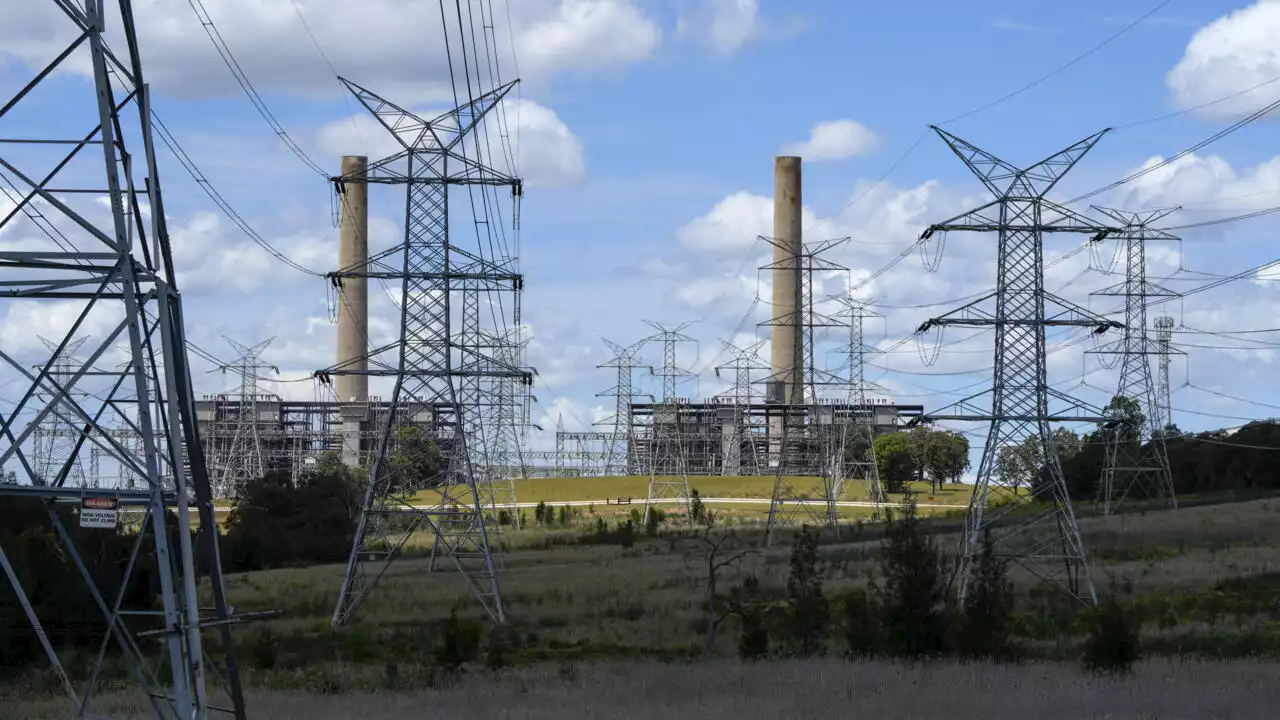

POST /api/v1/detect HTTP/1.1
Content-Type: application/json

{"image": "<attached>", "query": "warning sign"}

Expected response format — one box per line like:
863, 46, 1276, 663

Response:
79, 497, 118, 529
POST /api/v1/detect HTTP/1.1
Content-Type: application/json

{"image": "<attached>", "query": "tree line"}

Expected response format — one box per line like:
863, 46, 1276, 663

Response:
848, 427, 971, 493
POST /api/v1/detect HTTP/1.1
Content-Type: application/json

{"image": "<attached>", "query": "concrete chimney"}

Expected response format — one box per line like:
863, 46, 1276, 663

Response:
771, 156, 803, 405
335, 155, 369, 466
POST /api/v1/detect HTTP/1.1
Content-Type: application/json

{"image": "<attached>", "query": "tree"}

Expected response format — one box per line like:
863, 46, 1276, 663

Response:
223, 461, 361, 571
917, 429, 970, 492
785, 525, 829, 656
873, 432, 918, 493
956, 530, 1015, 659
938, 431, 971, 484
387, 426, 445, 495
878, 494, 951, 657
681, 513, 759, 660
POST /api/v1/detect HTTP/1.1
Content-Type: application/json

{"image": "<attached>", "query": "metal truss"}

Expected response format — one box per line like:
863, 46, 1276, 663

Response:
758, 237, 851, 544
916, 126, 1121, 606
32, 336, 91, 487
0, 1, 245, 716
1153, 316, 1176, 431
1087, 208, 1180, 515
836, 298, 886, 512
595, 337, 651, 476
205, 337, 279, 498
641, 322, 697, 522
327, 77, 529, 627
714, 339, 769, 476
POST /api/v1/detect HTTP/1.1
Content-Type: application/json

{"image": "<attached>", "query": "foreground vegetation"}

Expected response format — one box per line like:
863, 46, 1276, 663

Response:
10, 658, 1280, 719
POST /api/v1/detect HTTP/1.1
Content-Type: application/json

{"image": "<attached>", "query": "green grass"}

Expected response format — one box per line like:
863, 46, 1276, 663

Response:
414, 475, 974, 507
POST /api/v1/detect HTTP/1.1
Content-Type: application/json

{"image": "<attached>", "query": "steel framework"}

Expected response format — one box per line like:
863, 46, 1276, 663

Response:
0, 1, 245, 716
758, 236, 850, 544
1087, 208, 1179, 514
595, 337, 651, 475
836, 298, 886, 511
916, 126, 1121, 605
327, 78, 528, 627
1153, 316, 1176, 432
32, 336, 92, 487
205, 337, 279, 498
642, 321, 696, 522
714, 339, 769, 476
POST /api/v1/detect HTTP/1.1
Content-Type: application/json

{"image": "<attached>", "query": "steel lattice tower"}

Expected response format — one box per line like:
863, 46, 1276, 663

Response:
916, 126, 1122, 605
1087, 208, 1179, 515
31, 336, 91, 487
1153, 316, 1175, 432
327, 78, 528, 627
714, 339, 769, 476
759, 236, 850, 544
595, 338, 651, 476
207, 337, 279, 498
836, 298, 886, 511
642, 321, 696, 522
478, 327, 527, 530
0, 2, 245, 715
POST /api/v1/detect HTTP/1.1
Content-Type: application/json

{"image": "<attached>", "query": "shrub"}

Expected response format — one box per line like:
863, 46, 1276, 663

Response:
435, 612, 483, 670
842, 588, 882, 657
243, 625, 279, 670
690, 489, 707, 526
878, 494, 951, 658
786, 525, 829, 656
738, 609, 770, 660
1082, 596, 1141, 674
957, 529, 1016, 660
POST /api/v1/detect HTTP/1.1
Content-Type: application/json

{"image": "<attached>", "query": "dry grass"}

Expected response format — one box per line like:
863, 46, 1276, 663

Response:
11, 658, 1280, 719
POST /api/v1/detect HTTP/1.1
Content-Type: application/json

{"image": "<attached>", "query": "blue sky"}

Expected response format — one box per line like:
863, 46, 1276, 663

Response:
4, 0, 1280, 473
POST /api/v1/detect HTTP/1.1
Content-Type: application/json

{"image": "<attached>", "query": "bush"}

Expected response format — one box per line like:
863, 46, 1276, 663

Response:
785, 525, 829, 656
738, 609, 770, 660
842, 588, 882, 657
1082, 596, 1141, 674
645, 507, 666, 536
435, 612, 483, 670
690, 489, 707, 526
878, 494, 951, 658
957, 529, 1016, 660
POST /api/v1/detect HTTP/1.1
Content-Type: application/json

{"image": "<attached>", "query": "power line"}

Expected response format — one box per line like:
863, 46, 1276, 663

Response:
184, 0, 326, 176
150, 114, 324, 277
936, 0, 1173, 126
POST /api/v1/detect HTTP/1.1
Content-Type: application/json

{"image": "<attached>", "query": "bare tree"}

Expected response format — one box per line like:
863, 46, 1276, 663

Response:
680, 511, 761, 660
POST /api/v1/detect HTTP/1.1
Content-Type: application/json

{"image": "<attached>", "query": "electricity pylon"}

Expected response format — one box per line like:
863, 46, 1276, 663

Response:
916, 126, 1122, 606
31, 336, 90, 487
758, 236, 850, 544
1087, 208, 1180, 515
836, 297, 886, 513
327, 77, 528, 627
207, 337, 279, 498
1153, 316, 1176, 431
714, 338, 769, 476
0, 2, 245, 715
595, 337, 651, 476
642, 321, 696, 523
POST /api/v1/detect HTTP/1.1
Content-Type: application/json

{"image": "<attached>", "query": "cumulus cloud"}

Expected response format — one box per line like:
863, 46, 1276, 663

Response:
675, 190, 847, 251
317, 98, 586, 187
1112, 152, 1280, 213
676, 0, 761, 55
1166, 0, 1280, 119
783, 120, 879, 162
0, 0, 661, 98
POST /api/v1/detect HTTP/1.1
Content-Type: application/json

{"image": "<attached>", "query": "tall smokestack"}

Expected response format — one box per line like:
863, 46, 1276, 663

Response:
336, 155, 368, 466
771, 156, 803, 405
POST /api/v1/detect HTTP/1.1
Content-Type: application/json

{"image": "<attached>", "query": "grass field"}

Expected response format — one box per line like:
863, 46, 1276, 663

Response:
9, 493, 1280, 716
9, 658, 1279, 719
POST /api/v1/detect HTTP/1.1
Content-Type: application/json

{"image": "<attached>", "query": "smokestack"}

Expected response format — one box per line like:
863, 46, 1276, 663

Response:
771, 156, 803, 405
336, 155, 368, 466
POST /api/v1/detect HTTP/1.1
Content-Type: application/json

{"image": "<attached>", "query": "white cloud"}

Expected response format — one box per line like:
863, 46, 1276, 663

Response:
676, 0, 761, 55
783, 120, 879, 162
317, 98, 585, 187
1166, 0, 1280, 119
675, 190, 845, 251
0, 0, 660, 99
1113, 152, 1280, 212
